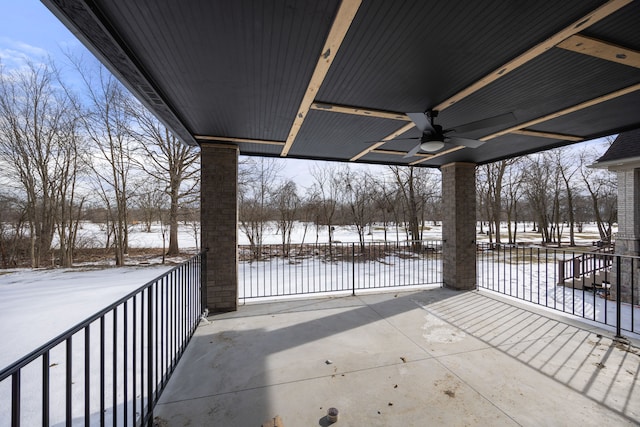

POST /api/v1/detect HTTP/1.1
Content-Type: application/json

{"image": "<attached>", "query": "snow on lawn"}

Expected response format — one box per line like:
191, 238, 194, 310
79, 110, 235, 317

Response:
239, 251, 442, 299
0, 266, 171, 370
55, 221, 200, 250
0, 221, 635, 425
477, 249, 640, 338
52, 220, 611, 249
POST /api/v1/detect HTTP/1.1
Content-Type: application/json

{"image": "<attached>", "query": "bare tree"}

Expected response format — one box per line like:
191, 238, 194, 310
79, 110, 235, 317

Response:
239, 157, 283, 258
553, 148, 581, 246
479, 160, 518, 244
522, 153, 553, 244
273, 180, 300, 256
580, 148, 617, 242
388, 166, 440, 249
129, 105, 200, 255
54, 109, 87, 267
74, 62, 137, 265
0, 61, 84, 267
309, 164, 341, 248
502, 159, 524, 244
371, 176, 400, 243
0, 192, 28, 267
340, 169, 375, 252
389, 166, 421, 246
133, 177, 166, 233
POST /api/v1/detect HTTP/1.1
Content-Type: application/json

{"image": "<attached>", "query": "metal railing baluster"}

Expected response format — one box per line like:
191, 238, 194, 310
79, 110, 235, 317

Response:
0, 253, 205, 427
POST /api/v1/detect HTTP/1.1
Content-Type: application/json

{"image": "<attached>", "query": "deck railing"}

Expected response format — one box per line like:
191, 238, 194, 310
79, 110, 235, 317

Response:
0, 252, 205, 427
239, 240, 442, 300
477, 243, 638, 337
557, 244, 614, 282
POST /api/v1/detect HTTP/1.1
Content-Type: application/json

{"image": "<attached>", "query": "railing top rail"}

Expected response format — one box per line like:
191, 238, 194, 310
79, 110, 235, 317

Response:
526, 245, 640, 260
0, 251, 205, 382
238, 239, 442, 246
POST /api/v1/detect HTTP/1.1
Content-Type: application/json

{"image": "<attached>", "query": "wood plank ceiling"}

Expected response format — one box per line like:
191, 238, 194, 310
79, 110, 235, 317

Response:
43, 0, 640, 167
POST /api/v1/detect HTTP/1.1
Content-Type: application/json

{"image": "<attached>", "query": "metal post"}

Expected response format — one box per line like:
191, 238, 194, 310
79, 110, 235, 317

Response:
12, 371, 20, 427
43, 351, 50, 427
352, 243, 356, 296
615, 256, 622, 339
147, 287, 154, 427
200, 250, 207, 314
66, 337, 72, 427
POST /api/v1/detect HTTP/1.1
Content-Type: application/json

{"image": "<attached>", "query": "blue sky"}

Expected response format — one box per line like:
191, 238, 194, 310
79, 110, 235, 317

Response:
0, 0, 87, 68
0, 1, 324, 188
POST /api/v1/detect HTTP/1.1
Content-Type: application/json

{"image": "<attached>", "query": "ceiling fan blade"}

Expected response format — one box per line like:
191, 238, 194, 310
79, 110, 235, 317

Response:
448, 136, 485, 149
403, 143, 422, 158
448, 112, 516, 134
407, 112, 435, 133
361, 136, 420, 144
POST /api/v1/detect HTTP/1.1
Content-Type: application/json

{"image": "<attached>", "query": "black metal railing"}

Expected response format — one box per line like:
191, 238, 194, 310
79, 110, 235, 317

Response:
0, 252, 205, 427
477, 243, 639, 336
239, 240, 442, 300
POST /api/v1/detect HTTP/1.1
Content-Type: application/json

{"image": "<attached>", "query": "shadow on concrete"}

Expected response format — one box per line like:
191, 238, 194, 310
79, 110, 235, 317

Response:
153, 287, 640, 425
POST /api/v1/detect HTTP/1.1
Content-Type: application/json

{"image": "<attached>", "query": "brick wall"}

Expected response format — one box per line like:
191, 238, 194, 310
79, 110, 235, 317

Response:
610, 168, 640, 305
441, 162, 477, 290
200, 143, 239, 312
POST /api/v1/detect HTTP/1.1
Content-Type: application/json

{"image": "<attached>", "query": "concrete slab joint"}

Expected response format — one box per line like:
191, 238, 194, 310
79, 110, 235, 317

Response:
200, 142, 239, 312
440, 162, 477, 290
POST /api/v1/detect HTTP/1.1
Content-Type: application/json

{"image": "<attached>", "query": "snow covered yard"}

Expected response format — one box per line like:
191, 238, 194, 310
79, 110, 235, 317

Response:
0, 266, 172, 370
0, 221, 629, 367
0, 263, 201, 427
1, 221, 637, 426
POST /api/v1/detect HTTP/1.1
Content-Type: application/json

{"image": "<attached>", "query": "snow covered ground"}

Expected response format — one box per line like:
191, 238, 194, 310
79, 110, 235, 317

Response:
65, 219, 608, 249
0, 221, 631, 368
0, 266, 171, 369
1, 221, 638, 425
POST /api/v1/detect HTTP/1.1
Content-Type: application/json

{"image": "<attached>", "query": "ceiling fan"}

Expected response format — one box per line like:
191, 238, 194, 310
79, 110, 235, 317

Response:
401, 110, 516, 158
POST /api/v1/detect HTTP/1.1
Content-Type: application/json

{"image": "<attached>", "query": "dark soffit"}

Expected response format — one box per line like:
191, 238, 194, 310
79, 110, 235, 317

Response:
42, 0, 640, 168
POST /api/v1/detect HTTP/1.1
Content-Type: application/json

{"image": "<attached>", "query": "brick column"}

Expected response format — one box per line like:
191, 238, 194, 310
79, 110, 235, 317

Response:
200, 143, 238, 312
441, 162, 476, 290
610, 168, 640, 305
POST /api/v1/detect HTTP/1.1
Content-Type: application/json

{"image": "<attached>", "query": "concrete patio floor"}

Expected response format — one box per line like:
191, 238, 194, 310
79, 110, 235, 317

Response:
154, 288, 640, 426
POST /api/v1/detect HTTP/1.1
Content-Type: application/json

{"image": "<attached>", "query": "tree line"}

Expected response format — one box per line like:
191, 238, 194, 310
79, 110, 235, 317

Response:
0, 59, 199, 268
477, 145, 616, 246
238, 158, 442, 257
0, 59, 615, 269
239, 140, 616, 257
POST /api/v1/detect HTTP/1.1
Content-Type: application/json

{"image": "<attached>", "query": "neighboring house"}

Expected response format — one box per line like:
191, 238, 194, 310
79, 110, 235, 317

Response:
591, 129, 640, 305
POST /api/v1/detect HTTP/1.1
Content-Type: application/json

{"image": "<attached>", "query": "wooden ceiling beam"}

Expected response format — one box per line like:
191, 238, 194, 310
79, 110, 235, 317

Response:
280, 0, 362, 157
351, 0, 631, 164
557, 34, 640, 69
350, 122, 415, 161
482, 82, 640, 141
310, 102, 410, 121
409, 146, 465, 166
434, 0, 632, 112
194, 135, 285, 146
372, 149, 431, 158
511, 129, 584, 142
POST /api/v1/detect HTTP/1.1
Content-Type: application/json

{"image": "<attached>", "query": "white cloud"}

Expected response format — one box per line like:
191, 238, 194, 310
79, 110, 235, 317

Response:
0, 37, 49, 68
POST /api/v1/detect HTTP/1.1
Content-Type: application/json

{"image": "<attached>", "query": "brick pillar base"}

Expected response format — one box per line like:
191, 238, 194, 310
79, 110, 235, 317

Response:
441, 162, 476, 290
201, 143, 238, 312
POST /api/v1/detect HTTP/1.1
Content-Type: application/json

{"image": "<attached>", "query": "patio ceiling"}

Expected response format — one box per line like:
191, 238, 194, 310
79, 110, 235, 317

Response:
43, 0, 640, 167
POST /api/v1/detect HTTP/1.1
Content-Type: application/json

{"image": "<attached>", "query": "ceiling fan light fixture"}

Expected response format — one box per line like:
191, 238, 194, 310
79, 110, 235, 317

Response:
420, 140, 445, 152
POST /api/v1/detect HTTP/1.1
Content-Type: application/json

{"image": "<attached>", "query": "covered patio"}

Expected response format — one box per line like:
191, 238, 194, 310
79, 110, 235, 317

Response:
36, 1, 640, 425
154, 288, 640, 425
42, 0, 640, 312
